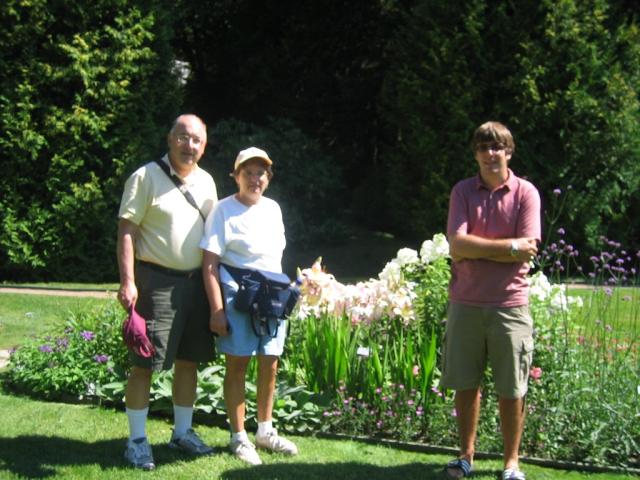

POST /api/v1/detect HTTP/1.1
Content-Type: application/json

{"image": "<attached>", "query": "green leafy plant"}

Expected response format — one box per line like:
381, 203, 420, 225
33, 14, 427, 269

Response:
5, 302, 128, 401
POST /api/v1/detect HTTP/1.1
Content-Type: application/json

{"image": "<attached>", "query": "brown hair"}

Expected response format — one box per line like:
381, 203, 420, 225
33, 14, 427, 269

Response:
471, 121, 515, 154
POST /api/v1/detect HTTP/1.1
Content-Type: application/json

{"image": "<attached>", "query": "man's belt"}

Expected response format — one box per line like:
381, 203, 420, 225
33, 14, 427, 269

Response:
137, 260, 201, 278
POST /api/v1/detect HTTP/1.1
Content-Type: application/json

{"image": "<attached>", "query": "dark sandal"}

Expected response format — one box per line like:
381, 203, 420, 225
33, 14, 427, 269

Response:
444, 458, 473, 478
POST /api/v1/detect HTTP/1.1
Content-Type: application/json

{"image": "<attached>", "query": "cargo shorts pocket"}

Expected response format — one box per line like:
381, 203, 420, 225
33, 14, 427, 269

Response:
519, 337, 535, 385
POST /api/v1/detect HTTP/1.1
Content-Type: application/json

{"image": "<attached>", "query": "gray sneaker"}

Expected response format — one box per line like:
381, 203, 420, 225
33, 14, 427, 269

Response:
124, 437, 155, 470
168, 428, 215, 455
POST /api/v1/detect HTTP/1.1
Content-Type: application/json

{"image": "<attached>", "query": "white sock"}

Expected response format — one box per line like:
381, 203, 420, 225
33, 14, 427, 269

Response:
257, 420, 274, 437
126, 407, 148, 441
231, 430, 249, 444
173, 405, 194, 438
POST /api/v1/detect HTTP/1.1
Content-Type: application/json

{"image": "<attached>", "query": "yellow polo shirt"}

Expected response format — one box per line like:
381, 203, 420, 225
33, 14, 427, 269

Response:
118, 155, 217, 270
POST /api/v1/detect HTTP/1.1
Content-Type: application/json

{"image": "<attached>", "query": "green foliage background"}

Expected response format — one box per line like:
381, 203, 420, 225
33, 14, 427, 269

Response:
0, 0, 639, 281
0, 0, 180, 281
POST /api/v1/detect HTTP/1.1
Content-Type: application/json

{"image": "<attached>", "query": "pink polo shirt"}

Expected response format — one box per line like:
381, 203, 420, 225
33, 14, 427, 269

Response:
447, 170, 541, 307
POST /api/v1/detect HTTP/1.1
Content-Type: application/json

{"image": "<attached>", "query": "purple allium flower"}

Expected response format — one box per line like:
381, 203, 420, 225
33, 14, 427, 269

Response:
557, 228, 565, 235
93, 354, 109, 363
39, 345, 53, 353
80, 331, 95, 341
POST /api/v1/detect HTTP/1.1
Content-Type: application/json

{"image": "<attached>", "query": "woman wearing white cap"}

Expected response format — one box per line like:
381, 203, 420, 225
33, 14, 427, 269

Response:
200, 147, 298, 465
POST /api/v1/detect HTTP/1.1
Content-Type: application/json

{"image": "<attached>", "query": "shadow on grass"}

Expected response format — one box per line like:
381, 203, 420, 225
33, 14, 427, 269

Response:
0, 434, 202, 478
221, 461, 501, 480
0, 434, 506, 479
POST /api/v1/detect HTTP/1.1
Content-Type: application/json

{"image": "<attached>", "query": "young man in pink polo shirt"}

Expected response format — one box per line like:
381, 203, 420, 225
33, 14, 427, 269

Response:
441, 121, 541, 480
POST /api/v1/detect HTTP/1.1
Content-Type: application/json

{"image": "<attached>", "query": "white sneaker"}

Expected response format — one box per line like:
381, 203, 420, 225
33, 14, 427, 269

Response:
230, 438, 262, 465
256, 429, 298, 455
124, 437, 155, 470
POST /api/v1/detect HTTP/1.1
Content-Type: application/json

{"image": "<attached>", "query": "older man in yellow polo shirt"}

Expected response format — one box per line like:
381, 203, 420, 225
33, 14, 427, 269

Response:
117, 114, 218, 470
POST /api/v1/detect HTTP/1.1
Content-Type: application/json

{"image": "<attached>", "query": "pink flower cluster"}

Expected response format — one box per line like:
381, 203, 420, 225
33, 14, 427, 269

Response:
296, 257, 417, 325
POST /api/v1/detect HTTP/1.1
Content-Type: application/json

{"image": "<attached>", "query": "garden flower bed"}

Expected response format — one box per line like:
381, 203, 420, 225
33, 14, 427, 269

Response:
3, 234, 639, 469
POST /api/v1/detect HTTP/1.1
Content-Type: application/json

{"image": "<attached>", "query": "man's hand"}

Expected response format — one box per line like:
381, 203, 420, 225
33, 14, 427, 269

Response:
209, 310, 229, 336
513, 237, 538, 262
118, 280, 138, 311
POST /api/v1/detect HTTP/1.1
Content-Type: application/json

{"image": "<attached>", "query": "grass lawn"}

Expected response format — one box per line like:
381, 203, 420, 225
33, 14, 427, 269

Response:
567, 286, 639, 334
0, 281, 119, 291
0, 391, 635, 480
0, 293, 113, 349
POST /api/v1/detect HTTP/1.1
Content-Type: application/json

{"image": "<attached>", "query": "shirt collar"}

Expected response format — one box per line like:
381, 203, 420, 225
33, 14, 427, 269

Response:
163, 153, 197, 184
475, 168, 516, 192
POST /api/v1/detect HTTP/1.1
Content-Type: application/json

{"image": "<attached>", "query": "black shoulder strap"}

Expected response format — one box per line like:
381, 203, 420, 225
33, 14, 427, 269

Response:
154, 158, 206, 221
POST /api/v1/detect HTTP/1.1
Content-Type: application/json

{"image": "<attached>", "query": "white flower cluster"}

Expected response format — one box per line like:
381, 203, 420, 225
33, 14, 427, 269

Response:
528, 271, 584, 312
297, 234, 450, 325
379, 233, 450, 286
419, 233, 450, 264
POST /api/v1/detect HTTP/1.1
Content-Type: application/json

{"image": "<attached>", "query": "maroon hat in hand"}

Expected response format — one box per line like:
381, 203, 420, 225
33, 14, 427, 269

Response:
122, 306, 155, 358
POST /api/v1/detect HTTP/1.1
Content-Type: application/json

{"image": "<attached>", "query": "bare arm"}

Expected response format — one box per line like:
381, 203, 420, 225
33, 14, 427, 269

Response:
117, 218, 138, 311
202, 250, 229, 336
449, 233, 538, 263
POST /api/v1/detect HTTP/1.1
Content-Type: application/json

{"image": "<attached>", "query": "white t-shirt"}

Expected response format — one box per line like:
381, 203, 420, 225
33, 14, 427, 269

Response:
200, 195, 286, 276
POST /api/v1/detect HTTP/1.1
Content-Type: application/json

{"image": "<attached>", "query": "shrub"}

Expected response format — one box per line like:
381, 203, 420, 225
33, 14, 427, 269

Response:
0, 0, 181, 282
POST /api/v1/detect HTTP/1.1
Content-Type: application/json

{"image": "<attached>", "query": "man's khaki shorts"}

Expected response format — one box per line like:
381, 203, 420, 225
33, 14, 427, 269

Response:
439, 302, 534, 399
131, 262, 215, 371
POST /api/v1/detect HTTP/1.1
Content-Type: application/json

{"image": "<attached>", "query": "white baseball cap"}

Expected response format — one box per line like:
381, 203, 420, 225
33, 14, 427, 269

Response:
234, 147, 272, 171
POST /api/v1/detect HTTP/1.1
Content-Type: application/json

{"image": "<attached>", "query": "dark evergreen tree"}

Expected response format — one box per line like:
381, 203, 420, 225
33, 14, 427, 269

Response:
0, 0, 181, 280
377, 0, 640, 254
